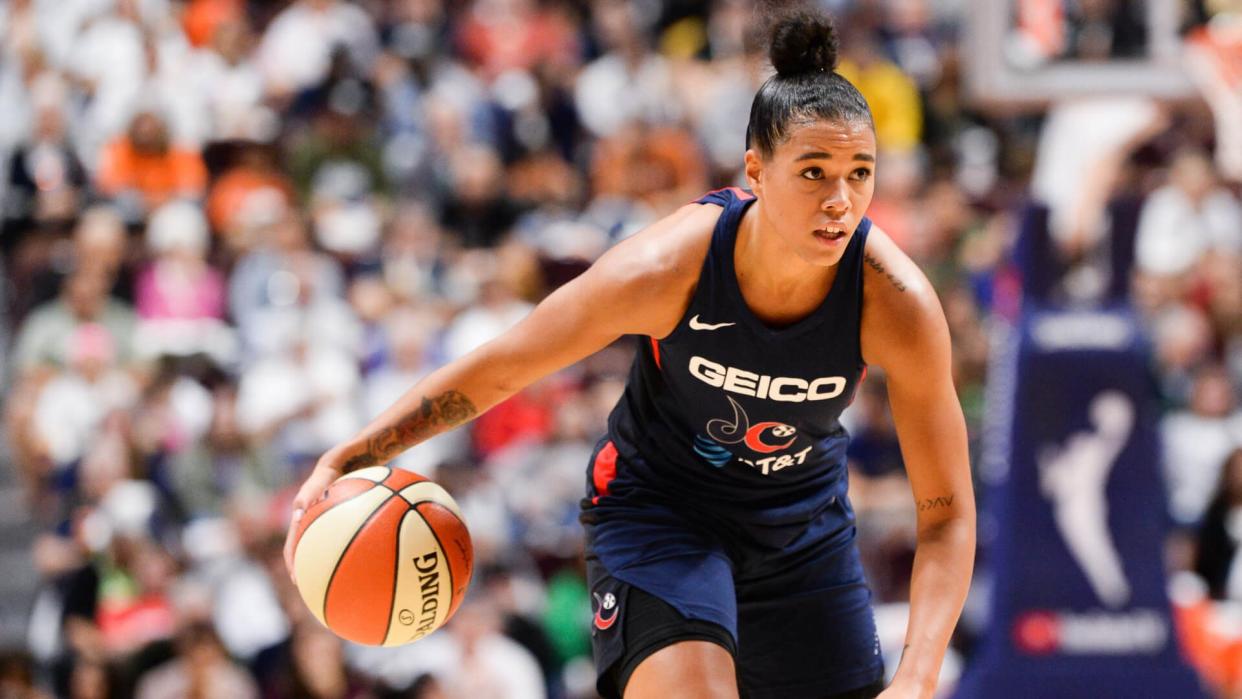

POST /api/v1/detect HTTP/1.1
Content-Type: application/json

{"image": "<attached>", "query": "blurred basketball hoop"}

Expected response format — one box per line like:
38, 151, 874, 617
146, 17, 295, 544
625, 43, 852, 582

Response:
1183, 9, 1242, 182
965, 0, 1195, 104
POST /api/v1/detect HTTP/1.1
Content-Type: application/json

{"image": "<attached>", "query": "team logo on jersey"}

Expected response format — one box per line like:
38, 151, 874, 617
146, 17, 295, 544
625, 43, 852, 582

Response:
693, 434, 733, 467
592, 591, 619, 630
694, 396, 813, 475
707, 396, 798, 452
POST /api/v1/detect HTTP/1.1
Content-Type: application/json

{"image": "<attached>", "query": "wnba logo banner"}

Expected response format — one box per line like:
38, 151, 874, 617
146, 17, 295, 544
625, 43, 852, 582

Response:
954, 306, 1204, 698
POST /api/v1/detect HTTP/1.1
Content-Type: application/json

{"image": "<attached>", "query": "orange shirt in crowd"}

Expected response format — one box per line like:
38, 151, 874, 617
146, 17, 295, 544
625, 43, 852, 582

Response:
206, 165, 295, 234
590, 125, 707, 213
456, 7, 579, 80
181, 0, 245, 47
95, 139, 208, 207
1174, 596, 1242, 695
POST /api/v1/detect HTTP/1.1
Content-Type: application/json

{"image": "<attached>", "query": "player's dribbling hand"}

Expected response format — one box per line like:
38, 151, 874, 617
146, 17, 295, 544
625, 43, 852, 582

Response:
282, 452, 350, 584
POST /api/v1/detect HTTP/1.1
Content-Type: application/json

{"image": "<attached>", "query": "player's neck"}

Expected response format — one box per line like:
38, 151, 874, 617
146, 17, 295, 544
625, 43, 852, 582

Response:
734, 203, 837, 323
736, 202, 834, 295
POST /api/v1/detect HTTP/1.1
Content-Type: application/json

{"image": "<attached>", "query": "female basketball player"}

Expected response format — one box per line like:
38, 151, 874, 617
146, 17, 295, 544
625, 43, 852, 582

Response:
285, 10, 974, 699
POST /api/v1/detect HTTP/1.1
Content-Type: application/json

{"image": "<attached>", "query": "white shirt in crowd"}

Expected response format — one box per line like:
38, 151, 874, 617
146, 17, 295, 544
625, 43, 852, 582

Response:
1163, 410, 1242, 525
1136, 185, 1242, 276
257, 0, 379, 95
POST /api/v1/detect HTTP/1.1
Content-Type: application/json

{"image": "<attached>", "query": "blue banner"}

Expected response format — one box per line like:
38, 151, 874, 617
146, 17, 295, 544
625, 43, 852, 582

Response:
954, 305, 1204, 698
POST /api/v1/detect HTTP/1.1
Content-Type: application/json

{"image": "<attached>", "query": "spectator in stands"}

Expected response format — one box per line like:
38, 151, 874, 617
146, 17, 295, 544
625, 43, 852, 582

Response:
438, 143, 520, 248
1195, 447, 1242, 600
7, 203, 130, 329
1151, 303, 1217, 405
435, 598, 546, 699
1164, 364, 1242, 526
689, 0, 766, 182
442, 248, 534, 361
263, 621, 368, 699
0, 0, 46, 151
29, 323, 139, 488
836, 31, 923, 153
67, 0, 180, 161
165, 379, 275, 518
227, 212, 349, 357
0, 649, 49, 699
205, 146, 294, 254
134, 622, 258, 699
180, 0, 245, 49
10, 265, 135, 375
2, 75, 86, 234
455, 0, 578, 82
134, 201, 231, 361
257, 0, 379, 99
189, 19, 270, 142
1136, 148, 1242, 280
381, 201, 450, 303
574, 0, 680, 138
94, 111, 207, 220
588, 123, 708, 218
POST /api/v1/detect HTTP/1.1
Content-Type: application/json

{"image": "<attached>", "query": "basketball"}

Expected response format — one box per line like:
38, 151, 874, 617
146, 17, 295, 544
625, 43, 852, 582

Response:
291, 465, 473, 646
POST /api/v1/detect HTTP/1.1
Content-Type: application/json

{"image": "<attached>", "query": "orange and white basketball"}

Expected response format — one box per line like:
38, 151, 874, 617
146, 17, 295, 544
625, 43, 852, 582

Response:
291, 465, 473, 646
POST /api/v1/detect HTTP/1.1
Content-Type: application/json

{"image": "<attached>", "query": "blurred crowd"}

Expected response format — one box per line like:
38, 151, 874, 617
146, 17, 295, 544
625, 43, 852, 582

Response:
0, 0, 1239, 697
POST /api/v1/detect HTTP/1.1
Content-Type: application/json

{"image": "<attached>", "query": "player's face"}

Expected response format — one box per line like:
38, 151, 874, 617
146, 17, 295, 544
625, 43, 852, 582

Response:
745, 119, 877, 267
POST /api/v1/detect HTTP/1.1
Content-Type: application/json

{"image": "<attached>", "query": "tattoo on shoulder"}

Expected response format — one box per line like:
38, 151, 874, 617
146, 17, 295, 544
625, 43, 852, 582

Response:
344, 391, 478, 473
917, 494, 955, 512
863, 252, 908, 292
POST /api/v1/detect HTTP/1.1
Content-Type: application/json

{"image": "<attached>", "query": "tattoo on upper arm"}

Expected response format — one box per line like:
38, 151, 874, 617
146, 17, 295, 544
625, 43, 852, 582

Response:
864, 252, 908, 292
341, 391, 478, 473
917, 494, 955, 512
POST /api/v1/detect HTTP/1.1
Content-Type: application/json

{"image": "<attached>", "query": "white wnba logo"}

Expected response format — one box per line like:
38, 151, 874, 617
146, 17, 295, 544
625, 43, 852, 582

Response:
1037, 391, 1134, 609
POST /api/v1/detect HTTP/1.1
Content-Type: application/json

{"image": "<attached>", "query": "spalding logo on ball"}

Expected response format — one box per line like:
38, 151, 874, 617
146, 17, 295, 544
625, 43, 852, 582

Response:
291, 466, 473, 646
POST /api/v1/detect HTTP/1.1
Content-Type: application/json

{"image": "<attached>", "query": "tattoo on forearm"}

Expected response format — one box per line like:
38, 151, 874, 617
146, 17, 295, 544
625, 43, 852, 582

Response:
340, 453, 374, 473
917, 494, 955, 512
864, 252, 908, 292
341, 391, 478, 472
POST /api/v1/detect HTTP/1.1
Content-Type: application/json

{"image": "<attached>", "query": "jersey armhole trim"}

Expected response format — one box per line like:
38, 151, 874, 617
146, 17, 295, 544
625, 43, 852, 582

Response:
855, 221, 875, 369
650, 200, 729, 345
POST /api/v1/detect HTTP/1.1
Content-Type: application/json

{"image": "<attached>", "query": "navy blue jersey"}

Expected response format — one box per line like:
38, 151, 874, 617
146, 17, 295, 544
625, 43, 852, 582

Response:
589, 186, 872, 545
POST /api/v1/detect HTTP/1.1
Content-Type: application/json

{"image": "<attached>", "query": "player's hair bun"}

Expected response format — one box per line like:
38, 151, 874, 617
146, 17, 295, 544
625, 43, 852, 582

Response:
769, 11, 839, 78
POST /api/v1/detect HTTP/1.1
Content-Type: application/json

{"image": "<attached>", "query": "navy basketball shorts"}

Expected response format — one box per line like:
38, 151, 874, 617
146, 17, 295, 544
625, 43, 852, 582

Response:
582, 495, 886, 699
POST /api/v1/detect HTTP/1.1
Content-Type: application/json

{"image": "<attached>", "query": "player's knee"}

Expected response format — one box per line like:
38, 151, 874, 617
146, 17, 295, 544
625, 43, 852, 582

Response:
624, 640, 739, 699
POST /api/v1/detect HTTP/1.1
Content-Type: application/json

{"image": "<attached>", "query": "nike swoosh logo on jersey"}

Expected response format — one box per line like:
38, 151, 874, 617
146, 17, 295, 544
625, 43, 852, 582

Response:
689, 315, 736, 331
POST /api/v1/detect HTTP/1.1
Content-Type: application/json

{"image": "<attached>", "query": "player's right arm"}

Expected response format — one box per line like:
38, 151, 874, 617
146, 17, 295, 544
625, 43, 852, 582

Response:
283, 203, 719, 577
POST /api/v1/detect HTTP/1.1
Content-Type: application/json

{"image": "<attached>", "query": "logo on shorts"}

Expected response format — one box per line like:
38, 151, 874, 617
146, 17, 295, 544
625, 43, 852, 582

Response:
593, 591, 618, 631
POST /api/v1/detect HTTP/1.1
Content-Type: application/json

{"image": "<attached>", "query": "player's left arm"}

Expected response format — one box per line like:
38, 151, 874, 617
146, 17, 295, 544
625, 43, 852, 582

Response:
860, 228, 976, 699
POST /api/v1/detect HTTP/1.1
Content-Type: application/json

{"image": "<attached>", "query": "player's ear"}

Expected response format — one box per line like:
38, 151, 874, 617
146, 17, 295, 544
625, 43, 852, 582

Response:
744, 149, 763, 197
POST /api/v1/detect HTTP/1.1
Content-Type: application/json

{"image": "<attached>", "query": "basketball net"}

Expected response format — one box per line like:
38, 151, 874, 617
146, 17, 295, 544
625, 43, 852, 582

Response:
1184, 13, 1242, 182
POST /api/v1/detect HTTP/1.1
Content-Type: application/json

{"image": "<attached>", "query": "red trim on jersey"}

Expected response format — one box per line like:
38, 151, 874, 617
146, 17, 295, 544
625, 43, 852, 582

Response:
650, 337, 662, 370
847, 365, 869, 406
590, 441, 619, 505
